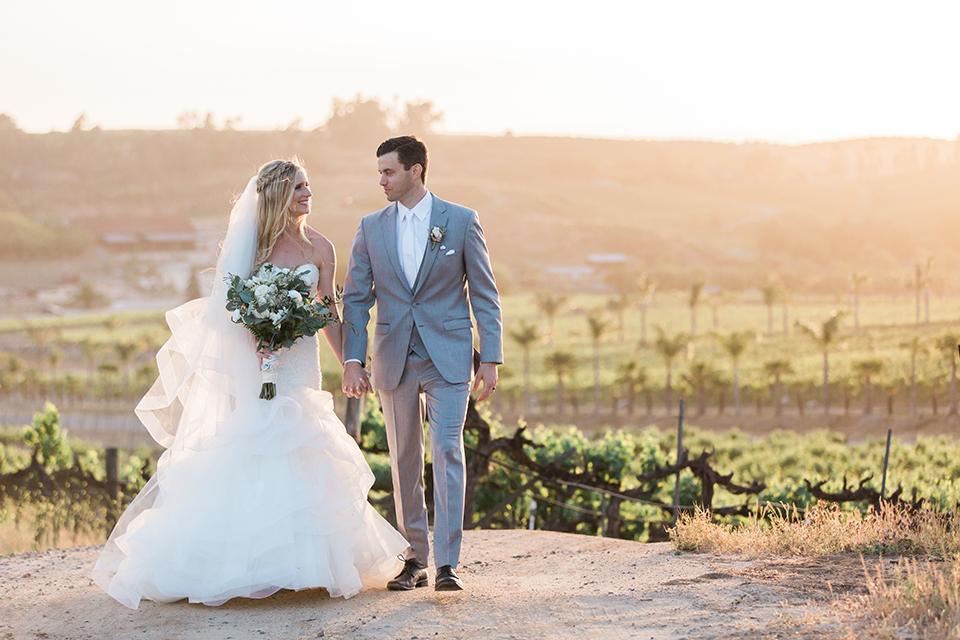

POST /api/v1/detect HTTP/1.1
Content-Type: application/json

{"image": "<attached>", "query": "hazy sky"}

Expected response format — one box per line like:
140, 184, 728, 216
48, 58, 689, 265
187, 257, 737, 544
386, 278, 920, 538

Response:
2, 1, 958, 143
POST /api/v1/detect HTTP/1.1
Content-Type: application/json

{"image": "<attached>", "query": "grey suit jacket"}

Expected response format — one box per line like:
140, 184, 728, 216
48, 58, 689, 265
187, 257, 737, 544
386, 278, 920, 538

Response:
342, 196, 503, 391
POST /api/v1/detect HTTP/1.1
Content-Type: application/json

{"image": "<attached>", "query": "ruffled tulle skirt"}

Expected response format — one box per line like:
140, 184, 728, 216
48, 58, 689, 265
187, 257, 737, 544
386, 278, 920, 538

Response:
91, 385, 407, 610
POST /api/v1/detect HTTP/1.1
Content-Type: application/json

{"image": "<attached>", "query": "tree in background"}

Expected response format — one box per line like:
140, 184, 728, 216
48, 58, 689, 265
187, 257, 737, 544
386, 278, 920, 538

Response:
114, 341, 141, 399
654, 327, 688, 414
70, 281, 108, 309
687, 281, 704, 337
850, 271, 869, 334
900, 334, 930, 418
910, 257, 934, 328
796, 311, 845, 415
759, 278, 780, 337
715, 331, 752, 416
324, 95, 392, 145
544, 351, 576, 415
615, 360, 648, 416
852, 358, 884, 415
400, 100, 444, 138
684, 360, 716, 417
508, 321, 541, 412
764, 359, 794, 417
606, 294, 631, 343
635, 272, 657, 344
935, 332, 960, 415
586, 312, 610, 415
536, 293, 567, 344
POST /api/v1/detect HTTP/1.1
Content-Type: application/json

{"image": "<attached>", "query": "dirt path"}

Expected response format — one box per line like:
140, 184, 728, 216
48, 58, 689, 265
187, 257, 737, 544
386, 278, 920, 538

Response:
1, 530, 876, 640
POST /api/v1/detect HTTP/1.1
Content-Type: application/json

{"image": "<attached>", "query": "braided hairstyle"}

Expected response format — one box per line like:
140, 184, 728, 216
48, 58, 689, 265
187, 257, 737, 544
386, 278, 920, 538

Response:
253, 158, 311, 270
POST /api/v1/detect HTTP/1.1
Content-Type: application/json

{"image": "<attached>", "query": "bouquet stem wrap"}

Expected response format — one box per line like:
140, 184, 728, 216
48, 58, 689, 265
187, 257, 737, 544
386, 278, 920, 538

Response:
259, 351, 279, 400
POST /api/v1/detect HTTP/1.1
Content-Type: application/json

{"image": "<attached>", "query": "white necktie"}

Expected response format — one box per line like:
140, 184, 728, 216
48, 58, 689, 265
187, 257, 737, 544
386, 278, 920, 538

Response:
401, 211, 417, 288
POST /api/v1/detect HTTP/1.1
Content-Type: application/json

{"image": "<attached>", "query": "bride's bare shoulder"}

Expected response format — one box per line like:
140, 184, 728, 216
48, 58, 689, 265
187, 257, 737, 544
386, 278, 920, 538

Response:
304, 227, 336, 265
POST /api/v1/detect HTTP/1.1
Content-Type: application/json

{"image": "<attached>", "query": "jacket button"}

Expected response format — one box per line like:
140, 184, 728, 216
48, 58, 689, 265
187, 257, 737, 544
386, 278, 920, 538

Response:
405, 324, 411, 330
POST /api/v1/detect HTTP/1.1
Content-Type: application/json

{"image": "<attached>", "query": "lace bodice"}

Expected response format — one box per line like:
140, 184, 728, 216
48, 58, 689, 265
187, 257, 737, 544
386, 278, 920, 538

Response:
277, 264, 322, 392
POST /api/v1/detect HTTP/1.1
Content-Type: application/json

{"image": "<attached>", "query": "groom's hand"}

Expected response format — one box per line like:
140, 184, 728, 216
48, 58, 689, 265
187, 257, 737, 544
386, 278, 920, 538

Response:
473, 362, 499, 402
342, 361, 371, 397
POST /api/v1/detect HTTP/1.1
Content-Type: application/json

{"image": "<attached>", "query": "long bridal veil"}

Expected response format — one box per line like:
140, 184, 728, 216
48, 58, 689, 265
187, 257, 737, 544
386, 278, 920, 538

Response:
92, 178, 265, 605
136, 176, 261, 448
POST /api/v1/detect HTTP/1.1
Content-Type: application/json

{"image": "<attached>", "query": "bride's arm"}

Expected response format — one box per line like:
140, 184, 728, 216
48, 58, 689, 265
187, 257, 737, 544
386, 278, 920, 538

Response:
314, 237, 344, 366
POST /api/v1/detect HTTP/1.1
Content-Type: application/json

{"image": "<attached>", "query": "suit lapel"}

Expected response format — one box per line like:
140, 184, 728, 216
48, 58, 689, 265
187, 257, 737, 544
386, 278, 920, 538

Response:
412, 196, 448, 294
378, 203, 411, 293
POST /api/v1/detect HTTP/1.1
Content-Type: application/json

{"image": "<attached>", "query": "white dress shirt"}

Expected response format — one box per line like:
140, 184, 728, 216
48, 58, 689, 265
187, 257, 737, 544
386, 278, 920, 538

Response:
396, 191, 433, 289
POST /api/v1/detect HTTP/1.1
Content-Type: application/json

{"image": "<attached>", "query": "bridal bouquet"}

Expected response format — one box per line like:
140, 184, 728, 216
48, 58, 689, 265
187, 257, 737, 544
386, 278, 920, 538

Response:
225, 263, 341, 400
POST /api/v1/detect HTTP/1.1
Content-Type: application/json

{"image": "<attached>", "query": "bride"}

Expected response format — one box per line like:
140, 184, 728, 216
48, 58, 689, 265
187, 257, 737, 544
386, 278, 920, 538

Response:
92, 159, 407, 610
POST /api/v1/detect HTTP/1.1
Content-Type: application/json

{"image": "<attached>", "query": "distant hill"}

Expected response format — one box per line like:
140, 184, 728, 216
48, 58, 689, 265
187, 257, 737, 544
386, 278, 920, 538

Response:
0, 126, 957, 293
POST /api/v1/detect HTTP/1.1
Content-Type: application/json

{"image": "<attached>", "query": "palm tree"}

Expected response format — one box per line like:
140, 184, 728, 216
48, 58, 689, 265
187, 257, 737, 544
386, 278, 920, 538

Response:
935, 332, 960, 415
715, 331, 752, 416
606, 294, 631, 343
615, 360, 648, 416
911, 257, 933, 328
80, 338, 101, 400
900, 334, 929, 417
586, 312, 610, 414
543, 351, 576, 415
508, 321, 541, 412
852, 359, 884, 415
850, 271, 869, 334
536, 293, 567, 344
688, 282, 704, 337
796, 311, 845, 415
759, 279, 780, 337
684, 360, 715, 417
48, 348, 63, 400
115, 341, 140, 399
707, 290, 730, 331
635, 273, 657, 344
764, 359, 794, 417
654, 326, 688, 414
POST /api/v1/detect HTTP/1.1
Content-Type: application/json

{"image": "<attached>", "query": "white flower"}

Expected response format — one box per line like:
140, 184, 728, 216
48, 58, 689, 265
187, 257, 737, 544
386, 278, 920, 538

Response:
254, 284, 271, 301
428, 225, 446, 250
231, 309, 242, 322
287, 290, 303, 302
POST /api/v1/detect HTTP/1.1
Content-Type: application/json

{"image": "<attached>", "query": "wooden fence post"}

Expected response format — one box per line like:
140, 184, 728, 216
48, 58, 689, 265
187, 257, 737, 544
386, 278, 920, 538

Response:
881, 428, 892, 500
105, 447, 119, 525
672, 398, 685, 526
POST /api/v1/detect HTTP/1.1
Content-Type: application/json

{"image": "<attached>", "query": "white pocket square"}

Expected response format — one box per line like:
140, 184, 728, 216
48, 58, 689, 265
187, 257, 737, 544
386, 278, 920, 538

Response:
445, 249, 456, 256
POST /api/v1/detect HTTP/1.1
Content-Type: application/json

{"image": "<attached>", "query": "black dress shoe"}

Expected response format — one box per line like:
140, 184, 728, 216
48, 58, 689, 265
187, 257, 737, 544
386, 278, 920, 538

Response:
387, 559, 428, 591
434, 565, 464, 591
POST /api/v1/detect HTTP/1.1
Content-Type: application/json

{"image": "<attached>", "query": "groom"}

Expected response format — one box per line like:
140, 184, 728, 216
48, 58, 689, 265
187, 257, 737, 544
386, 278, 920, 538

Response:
342, 136, 503, 592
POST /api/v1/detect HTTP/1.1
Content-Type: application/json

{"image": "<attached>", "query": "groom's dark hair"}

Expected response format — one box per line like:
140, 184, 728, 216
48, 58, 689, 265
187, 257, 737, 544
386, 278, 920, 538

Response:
377, 136, 428, 184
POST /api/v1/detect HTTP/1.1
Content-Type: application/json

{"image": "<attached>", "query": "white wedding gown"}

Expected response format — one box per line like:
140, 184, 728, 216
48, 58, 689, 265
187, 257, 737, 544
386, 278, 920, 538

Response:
92, 264, 407, 610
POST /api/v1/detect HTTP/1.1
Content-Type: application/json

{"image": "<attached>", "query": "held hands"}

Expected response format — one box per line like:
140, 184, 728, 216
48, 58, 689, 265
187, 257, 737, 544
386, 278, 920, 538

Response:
342, 361, 372, 398
473, 362, 499, 402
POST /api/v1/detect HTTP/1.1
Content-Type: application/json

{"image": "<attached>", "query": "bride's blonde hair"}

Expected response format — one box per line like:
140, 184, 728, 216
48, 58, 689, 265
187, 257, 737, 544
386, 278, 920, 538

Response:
253, 157, 311, 270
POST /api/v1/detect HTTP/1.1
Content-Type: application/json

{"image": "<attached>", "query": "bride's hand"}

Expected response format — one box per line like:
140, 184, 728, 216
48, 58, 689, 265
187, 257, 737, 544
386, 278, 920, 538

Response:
257, 347, 277, 367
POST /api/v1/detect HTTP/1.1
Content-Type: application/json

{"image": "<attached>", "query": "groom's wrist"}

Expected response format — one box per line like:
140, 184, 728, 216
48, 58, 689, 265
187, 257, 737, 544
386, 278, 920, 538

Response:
344, 359, 364, 367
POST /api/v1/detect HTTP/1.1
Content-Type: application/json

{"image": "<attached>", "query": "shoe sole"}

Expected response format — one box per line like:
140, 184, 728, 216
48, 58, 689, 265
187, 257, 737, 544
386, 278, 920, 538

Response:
434, 581, 464, 592
387, 578, 428, 591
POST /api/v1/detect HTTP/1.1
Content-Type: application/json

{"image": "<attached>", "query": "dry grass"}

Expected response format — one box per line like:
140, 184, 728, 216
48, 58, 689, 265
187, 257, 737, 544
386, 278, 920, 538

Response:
673, 502, 960, 639
672, 502, 960, 558
863, 556, 960, 640
0, 501, 108, 556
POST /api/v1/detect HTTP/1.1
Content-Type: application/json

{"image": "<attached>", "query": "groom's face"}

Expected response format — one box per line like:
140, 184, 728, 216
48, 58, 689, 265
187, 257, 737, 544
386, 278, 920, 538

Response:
377, 151, 421, 204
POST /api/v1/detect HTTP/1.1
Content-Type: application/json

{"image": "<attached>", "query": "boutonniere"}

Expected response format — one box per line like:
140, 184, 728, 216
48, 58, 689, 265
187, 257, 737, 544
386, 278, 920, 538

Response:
428, 225, 446, 250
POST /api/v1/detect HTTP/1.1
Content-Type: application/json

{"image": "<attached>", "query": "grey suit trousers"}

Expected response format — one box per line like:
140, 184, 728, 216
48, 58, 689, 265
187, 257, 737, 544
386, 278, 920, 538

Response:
378, 352, 471, 569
